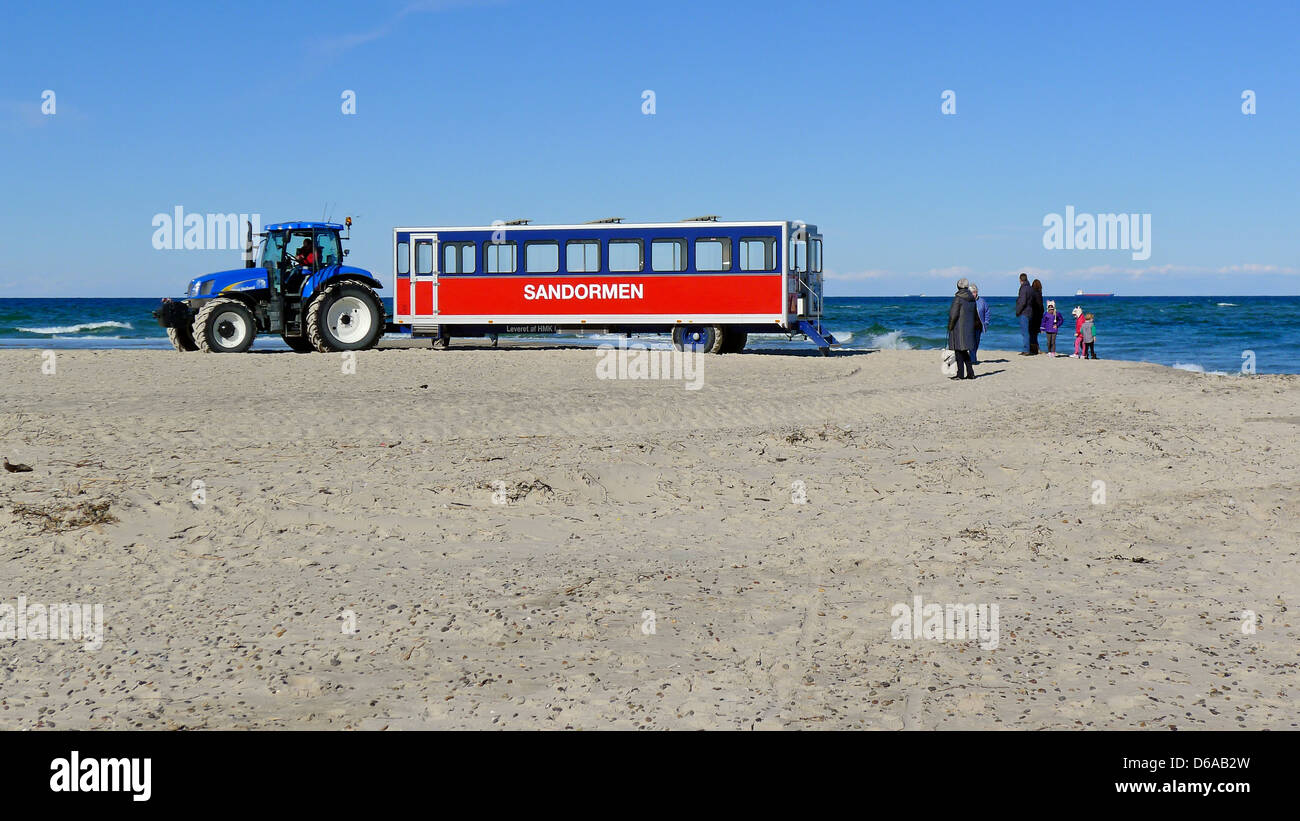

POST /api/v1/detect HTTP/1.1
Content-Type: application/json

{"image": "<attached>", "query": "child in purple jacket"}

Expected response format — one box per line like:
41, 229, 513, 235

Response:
1040, 300, 1065, 357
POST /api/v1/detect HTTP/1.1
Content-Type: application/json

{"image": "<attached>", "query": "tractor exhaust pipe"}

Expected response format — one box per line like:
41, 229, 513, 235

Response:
244, 220, 255, 268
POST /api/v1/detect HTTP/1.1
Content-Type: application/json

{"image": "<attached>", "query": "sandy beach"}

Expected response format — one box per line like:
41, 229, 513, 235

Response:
1, 344, 1297, 730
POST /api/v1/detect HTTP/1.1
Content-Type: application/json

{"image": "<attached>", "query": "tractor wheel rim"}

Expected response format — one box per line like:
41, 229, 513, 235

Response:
212, 311, 248, 348
327, 295, 372, 344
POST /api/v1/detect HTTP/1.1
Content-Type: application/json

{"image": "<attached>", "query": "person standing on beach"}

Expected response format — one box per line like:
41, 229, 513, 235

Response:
1040, 300, 1064, 357
1071, 306, 1085, 358
1014, 273, 1033, 355
1081, 313, 1098, 359
970, 283, 989, 365
948, 278, 978, 379
1029, 279, 1045, 355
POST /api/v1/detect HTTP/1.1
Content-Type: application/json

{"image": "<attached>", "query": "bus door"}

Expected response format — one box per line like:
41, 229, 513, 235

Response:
410, 232, 437, 316
787, 225, 822, 319
807, 233, 824, 318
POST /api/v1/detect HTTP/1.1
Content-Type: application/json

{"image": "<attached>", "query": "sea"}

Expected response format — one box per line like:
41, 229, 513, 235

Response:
0, 296, 1293, 375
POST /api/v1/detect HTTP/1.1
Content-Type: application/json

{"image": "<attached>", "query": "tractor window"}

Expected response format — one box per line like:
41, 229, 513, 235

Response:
285, 233, 317, 266
315, 232, 341, 266
259, 233, 285, 267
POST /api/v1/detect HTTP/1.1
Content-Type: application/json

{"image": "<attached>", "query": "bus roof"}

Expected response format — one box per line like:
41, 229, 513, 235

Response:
392, 220, 811, 233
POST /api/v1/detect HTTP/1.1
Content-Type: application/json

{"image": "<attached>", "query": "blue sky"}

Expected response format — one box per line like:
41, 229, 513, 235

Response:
1, 0, 1296, 297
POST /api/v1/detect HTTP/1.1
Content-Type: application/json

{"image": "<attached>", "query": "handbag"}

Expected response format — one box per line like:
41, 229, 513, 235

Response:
941, 349, 957, 377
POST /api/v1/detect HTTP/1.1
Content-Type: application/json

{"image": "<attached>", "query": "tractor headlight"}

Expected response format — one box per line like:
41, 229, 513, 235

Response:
189, 280, 199, 295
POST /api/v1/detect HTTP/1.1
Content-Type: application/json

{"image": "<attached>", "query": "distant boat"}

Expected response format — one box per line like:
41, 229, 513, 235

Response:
1076, 289, 1115, 296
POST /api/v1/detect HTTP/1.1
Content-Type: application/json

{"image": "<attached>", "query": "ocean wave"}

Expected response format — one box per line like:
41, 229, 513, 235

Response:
1171, 362, 1228, 376
15, 321, 133, 335
1216, 302, 1237, 307
866, 330, 913, 350
53, 335, 123, 340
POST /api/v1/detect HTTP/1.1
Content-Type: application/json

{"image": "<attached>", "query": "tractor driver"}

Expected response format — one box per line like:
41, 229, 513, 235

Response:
294, 238, 317, 268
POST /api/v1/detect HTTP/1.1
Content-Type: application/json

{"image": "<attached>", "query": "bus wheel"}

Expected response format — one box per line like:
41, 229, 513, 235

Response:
193, 298, 256, 353
167, 325, 198, 352
307, 281, 384, 352
720, 330, 747, 353
672, 325, 725, 354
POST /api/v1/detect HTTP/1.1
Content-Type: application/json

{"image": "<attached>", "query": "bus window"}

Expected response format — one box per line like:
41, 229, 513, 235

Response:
789, 239, 807, 273
443, 242, 475, 274
415, 240, 433, 275
651, 239, 686, 272
396, 241, 409, 275
811, 239, 822, 272
485, 241, 517, 273
740, 237, 776, 271
695, 238, 732, 272
525, 241, 560, 273
608, 239, 642, 272
566, 240, 600, 273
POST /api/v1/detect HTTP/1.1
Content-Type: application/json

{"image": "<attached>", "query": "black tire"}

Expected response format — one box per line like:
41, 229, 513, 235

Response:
167, 324, 198, 352
306, 281, 384, 353
671, 325, 725, 354
281, 335, 315, 353
719, 330, 748, 354
193, 298, 256, 353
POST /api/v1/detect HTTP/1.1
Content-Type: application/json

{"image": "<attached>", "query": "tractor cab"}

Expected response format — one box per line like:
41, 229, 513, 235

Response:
257, 221, 349, 295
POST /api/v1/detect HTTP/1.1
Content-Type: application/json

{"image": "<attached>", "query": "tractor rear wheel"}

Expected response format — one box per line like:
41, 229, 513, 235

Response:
671, 325, 725, 354
306, 281, 384, 353
167, 324, 198, 352
193, 298, 256, 353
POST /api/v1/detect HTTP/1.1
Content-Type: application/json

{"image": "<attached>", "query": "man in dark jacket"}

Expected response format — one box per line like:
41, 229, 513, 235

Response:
1028, 279, 1045, 355
1014, 273, 1032, 355
948, 278, 978, 379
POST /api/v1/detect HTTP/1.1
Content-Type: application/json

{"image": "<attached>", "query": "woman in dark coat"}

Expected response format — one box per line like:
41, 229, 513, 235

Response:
948, 278, 978, 379
1028, 279, 1045, 354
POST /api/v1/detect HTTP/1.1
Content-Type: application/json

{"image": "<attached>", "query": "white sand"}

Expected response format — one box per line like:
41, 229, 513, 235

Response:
1, 345, 1297, 729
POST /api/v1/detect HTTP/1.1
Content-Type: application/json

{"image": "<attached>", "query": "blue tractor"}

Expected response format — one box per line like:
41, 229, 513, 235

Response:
154, 218, 385, 353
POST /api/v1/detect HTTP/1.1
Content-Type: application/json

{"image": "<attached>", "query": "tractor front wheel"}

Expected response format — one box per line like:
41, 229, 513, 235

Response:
167, 324, 198, 352
306, 281, 384, 353
193, 298, 256, 353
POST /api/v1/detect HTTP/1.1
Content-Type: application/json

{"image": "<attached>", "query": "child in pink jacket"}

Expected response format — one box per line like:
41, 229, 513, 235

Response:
1071, 306, 1085, 358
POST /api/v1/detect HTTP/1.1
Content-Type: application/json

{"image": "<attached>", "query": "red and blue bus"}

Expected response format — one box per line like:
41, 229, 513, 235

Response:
390, 218, 835, 353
